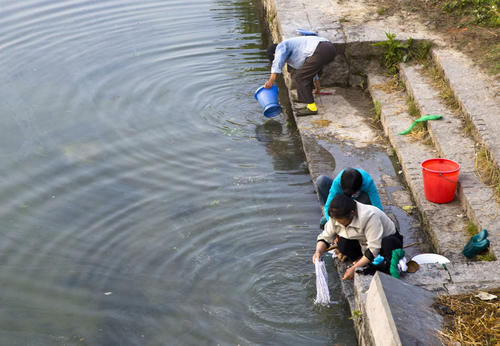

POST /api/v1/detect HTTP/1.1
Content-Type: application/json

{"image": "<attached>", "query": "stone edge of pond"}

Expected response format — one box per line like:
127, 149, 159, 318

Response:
258, 0, 500, 344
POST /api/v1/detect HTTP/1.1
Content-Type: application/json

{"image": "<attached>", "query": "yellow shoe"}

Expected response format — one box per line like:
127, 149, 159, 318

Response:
307, 103, 317, 112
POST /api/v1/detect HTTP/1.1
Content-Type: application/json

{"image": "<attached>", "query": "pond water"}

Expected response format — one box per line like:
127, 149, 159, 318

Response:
0, 0, 356, 344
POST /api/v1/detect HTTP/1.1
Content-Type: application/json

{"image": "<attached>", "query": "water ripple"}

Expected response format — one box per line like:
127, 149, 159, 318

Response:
0, 0, 357, 344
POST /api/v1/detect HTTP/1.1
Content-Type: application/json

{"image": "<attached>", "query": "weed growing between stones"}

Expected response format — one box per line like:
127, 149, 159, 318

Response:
372, 76, 405, 93
476, 250, 496, 261
373, 32, 413, 74
466, 220, 478, 237
407, 122, 429, 142
373, 32, 433, 74
463, 114, 476, 137
373, 100, 382, 122
475, 145, 500, 201
406, 96, 421, 118
348, 309, 362, 320
404, 96, 432, 143
424, 63, 460, 110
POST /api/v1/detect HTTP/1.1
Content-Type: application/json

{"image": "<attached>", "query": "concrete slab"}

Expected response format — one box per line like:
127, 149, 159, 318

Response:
402, 261, 500, 295
370, 272, 443, 346
444, 262, 500, 295
402, 263, 451, 293
296, 88, 382, 149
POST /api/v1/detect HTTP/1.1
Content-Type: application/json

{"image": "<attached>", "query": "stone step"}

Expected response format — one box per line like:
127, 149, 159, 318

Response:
431, 49, 500, 169
366, 70, 468, 263
404, 262, 500, 295
400, 63, 499, 259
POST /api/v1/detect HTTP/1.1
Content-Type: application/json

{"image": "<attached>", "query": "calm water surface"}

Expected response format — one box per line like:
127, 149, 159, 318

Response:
0, 0, 356, 344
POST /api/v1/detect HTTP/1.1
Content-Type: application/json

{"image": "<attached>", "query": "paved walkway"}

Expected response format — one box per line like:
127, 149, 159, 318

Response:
260, 0, 500, 344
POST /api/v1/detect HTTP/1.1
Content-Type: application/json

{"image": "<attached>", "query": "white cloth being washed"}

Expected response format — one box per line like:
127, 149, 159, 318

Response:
314, 259, 331, 305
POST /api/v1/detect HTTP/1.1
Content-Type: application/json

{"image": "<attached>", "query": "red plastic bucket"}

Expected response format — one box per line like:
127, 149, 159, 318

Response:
421, 158, 460, 203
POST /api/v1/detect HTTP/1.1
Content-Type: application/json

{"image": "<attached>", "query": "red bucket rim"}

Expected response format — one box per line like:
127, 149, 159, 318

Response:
421, 158, 460, 174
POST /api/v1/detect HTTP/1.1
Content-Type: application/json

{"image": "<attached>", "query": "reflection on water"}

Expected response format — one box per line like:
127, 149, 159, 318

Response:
0, 0, 356, 344
255, 119, 308, 173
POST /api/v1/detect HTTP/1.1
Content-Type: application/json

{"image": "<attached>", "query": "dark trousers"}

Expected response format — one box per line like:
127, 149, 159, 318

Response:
338, 232, 403, 269
290, 41, 336, 104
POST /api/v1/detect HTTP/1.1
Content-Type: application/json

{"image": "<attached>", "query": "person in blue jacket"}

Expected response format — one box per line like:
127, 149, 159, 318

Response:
316, 168, 383, 228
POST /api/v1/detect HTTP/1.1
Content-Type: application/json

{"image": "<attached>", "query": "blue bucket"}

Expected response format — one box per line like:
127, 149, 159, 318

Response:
254, 85, 282, 118
296, 28, 318, 36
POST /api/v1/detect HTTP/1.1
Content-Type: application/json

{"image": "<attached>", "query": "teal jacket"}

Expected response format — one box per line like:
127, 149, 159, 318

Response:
324, 168, 383, 221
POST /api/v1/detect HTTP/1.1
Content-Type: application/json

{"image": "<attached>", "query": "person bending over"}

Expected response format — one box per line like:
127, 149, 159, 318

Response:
265, 36, 335, 117
317, 168, 382, 229
312, 194, 402, 280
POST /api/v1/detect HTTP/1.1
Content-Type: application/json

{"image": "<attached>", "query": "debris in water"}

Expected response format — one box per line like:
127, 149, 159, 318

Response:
402, 205, 416, 214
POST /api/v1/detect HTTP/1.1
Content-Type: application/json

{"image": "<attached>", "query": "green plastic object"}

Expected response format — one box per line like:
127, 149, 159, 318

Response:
471, 228, 488, 242
398, 114, 443, 135
462, 229, 489, 258
390, 248, 405, 279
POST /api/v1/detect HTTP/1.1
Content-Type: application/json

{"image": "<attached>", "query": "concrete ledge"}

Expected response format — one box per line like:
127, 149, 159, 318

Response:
365, 273, 402, 346
354, 274, 376, 346
355, 271, 444, 346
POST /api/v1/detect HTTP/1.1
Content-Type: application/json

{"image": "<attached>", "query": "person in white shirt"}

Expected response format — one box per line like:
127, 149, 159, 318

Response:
312, 194, 403, 280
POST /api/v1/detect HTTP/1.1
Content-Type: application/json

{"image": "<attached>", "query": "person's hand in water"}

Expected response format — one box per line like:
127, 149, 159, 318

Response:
312, 240, 327, 263
312, 251, 322, 263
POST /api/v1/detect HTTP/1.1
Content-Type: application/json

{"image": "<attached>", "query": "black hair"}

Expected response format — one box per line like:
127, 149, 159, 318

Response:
266, 44, 278, 62
340, 168, 362, 196
328, 194, 356, 219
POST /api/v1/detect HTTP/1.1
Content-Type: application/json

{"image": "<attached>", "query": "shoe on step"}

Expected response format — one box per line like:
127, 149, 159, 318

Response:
471, 229, 488, 242
296, 107, 318, 116
462, 229, 489, 259
462, 238, 490, 258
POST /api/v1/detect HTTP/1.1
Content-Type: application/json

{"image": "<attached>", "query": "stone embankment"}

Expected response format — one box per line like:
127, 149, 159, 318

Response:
259, 0, 500, 344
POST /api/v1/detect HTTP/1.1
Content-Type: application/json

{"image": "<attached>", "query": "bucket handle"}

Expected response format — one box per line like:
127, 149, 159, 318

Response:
438, 172, 458, 184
